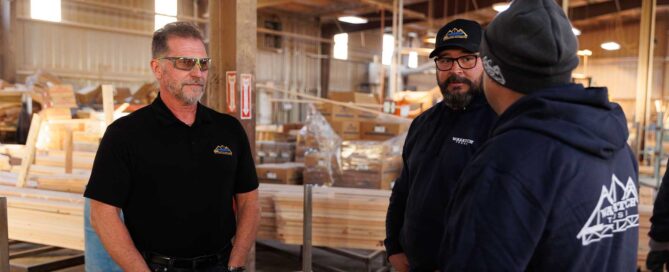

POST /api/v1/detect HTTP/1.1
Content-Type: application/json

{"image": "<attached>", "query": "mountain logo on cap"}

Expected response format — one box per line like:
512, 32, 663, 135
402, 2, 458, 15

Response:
444, 28, 468, 40
483, 56, 506, 85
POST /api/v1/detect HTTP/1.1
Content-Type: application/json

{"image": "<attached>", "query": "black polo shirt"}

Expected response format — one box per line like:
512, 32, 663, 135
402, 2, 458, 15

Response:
84, 94, 258, 258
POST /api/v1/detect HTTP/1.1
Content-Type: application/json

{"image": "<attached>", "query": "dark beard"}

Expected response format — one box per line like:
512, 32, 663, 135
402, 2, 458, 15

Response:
438, 74, 481, 110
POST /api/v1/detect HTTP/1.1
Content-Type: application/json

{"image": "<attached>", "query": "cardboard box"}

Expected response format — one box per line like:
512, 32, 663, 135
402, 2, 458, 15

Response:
319, 92, 381, 122
256, 163, 304, 184
328, 92, 378, 104
304, 152, 337, 169
329, 92, 381, 121
360, 121, 409, 141
337, 170, 399, 190
330, 120, 360, 140
319, 104, 357, 121
341, 155, 402, 173
303, 169, 336, 186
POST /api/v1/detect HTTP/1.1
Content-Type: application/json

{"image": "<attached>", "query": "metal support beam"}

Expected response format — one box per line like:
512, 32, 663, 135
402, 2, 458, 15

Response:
10, 253, 84, 272
302, 184, 313, 272
258, 0, 293, 8
635, 0, 657, 158
358, 0, 425, 19
9, 246, 59, 259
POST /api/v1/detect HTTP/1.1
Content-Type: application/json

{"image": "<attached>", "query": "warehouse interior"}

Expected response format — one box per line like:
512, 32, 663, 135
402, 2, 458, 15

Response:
0, 0, 665, 271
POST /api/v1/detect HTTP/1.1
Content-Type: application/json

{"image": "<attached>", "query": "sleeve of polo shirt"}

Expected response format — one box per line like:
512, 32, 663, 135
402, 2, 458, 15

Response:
234, 120, 259, 194
83, 124, 132, 208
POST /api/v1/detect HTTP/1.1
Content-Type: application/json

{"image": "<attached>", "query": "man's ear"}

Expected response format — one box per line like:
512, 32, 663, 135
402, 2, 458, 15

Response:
151, 59, 163, 80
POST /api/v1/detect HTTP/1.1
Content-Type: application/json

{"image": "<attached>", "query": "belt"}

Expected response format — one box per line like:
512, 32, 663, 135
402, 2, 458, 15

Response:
142, 248, 229, 269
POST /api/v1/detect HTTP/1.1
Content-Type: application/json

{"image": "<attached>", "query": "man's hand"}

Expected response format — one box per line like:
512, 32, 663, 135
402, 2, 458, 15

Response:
389, 253, 410, 272
647, 250, 669, 272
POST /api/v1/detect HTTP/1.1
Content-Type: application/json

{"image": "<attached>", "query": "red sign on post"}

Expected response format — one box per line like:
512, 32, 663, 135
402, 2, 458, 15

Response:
240, 74, 253, 120
225, 71, 237, 113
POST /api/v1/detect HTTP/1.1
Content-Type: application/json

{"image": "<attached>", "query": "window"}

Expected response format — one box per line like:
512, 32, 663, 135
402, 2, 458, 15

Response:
155, 0, 177, 30
333, 33, 348, 60
30, 0, 61, 22
408, 51, 418, 68
382, 34, 394, 65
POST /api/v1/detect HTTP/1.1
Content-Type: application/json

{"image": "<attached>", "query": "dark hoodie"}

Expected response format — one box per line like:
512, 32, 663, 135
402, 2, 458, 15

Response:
440, 84, 639, 271
650, 158, 669, 242
384, 92, 497, 271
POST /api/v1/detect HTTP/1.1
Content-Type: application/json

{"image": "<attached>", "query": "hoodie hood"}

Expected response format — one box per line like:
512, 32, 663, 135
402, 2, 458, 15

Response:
492, 84, 628, 159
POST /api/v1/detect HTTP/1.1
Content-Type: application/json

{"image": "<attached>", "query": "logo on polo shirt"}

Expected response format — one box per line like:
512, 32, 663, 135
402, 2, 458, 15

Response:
576, 174, 639, 246
213, 145, 233, 156
444, 28, 468, 40
452, 137, 474, 146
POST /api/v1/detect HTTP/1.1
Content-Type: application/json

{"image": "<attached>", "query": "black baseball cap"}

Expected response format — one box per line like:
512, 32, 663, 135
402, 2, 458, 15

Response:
429, 19, 483, 58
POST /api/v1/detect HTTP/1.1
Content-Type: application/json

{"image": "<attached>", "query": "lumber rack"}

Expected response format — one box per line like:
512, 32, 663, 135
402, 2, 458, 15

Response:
255, 184, 390, 272
256, 240, 390, 272
5, 240, 84, 271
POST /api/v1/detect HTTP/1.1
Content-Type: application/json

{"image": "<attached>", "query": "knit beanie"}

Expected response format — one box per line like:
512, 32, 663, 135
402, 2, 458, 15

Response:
481, 0, 580, 94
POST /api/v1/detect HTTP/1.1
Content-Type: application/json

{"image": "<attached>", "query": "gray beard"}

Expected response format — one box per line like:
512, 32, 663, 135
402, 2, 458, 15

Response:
168, 82, 204, 105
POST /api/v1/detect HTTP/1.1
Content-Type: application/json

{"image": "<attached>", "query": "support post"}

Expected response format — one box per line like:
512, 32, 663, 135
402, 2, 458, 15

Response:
302, 184, 313, 272
635, 0, 657, 158
0, 197, 8, 272
208, 1, 258, 270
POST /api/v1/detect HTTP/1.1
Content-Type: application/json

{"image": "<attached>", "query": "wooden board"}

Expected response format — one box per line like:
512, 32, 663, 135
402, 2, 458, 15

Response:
7, 207, 83, 250
260, 183, 389, 250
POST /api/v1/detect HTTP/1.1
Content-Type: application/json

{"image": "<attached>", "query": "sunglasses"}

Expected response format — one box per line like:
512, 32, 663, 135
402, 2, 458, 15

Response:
158, 56, 211, 71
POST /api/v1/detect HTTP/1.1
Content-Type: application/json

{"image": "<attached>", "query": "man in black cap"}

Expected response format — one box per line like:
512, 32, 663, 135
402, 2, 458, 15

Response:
439, 0, 638, 271
384, 19, 496, 272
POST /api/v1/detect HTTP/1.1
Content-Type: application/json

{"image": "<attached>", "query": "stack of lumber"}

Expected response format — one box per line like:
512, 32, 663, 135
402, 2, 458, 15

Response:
0, 184, 84, 250
257, 184, 303, 240
267, 183, 389, 250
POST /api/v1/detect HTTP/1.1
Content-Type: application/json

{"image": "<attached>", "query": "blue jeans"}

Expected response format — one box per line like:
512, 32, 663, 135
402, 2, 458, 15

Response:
84, 198, 123, 272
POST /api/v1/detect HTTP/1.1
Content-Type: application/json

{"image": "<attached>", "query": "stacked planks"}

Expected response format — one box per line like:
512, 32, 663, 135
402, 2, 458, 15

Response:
265, 183, 389, 250
0, 185, 84, 250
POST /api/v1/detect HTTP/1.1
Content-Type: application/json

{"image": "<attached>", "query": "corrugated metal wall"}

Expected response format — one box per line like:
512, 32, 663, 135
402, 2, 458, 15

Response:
12, 0, 200, 90
9, 0, 369, 123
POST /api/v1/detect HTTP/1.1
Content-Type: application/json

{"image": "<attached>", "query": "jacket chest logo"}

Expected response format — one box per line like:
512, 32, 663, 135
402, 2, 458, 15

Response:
452, 137, 474, 146
576, 174, 639, 246
213, 145, 233, 156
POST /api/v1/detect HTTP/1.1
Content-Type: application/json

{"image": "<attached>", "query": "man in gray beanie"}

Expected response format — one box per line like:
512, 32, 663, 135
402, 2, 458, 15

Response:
439, 0, 639, 271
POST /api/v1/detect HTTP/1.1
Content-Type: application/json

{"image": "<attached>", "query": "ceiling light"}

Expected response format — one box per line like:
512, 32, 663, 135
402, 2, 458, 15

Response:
572, 27, 581, 36
492, 2, 510, 12
577, 49, 592, 56
337, 16, 368, 24
601, 41, 621, 51
425, 37, 436, 44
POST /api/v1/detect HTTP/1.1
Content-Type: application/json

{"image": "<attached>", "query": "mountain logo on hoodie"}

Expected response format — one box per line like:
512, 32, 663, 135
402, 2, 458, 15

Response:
576, 174, 639, 246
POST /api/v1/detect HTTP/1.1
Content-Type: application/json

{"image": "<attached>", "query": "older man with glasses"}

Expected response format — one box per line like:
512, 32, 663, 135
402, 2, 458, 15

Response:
85, 22, 259, 272
384, 19, 497, 272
